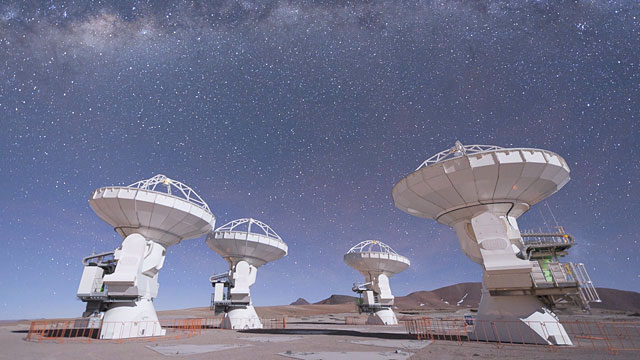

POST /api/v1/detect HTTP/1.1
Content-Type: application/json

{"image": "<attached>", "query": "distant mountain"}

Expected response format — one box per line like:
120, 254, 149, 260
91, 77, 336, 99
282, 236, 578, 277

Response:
391, 283, 481, 310
314, 294, 357, 305
303, 282, 640, 312
394, 290, 452, 309
592, 288, 640, 312
430, 282, 482, 308
395, 282, 640, 312
290, 298, 310, 305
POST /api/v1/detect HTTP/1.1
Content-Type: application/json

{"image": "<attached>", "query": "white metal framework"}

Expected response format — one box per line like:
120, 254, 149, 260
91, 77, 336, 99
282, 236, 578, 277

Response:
128, 174, 210, 211
347, 240, 400, 255
416, 141, 503, 170
215, 218, 282, 242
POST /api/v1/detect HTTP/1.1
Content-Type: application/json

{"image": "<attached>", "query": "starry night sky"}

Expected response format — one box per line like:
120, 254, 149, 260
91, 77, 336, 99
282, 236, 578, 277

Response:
1, 1, 638, 320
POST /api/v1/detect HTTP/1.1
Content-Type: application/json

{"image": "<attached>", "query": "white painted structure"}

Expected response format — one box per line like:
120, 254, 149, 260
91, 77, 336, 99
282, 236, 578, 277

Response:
392, 142, 599, 345
206, 218, 288, 329
344, 240, 410, 325
77, 174, 215, 339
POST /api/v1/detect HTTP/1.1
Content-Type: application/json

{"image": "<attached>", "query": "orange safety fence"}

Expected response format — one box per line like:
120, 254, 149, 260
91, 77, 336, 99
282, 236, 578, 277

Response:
197, 317, 286, 330
25, 316, 287, 343
345, 316, 369, 325
344, 316, 400, 326
26, 318, 207, 343
402, 317, 640, 354
261, 318, 287, 329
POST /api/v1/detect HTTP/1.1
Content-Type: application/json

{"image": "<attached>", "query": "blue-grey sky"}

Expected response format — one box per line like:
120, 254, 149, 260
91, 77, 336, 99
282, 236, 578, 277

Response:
0, 0, 638, 320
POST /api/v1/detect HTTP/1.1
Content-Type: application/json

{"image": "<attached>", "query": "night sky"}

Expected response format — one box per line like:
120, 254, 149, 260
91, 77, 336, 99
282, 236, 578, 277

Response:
1, 1, 638, 320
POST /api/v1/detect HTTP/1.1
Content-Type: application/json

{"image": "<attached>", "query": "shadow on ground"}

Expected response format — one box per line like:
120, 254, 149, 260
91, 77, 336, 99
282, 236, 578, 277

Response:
240, 328, 416, 340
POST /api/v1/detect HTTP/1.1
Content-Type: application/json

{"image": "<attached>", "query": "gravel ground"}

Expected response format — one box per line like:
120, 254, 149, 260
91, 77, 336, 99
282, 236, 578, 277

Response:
3, 308, 638, 359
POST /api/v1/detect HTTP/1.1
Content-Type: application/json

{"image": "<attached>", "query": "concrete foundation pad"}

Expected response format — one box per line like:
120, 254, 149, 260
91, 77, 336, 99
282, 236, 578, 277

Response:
348, 339, 432, 349
278, 350, 413, 360
146, 344, 252, 356
239, 336, 303, 343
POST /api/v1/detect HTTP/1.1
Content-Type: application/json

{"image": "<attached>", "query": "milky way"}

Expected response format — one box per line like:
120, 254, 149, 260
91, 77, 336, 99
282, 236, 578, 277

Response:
0, 1, 638, 319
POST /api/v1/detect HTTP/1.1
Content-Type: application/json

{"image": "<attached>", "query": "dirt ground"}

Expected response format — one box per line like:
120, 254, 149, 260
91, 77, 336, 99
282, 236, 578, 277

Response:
3, 305, 638, 359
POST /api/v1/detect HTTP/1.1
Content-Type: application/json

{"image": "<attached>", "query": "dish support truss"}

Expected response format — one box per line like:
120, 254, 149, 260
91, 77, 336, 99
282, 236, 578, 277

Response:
415, 141, 504, 170
215, 218, 282, 242
128, 174, 210, 212
347, 240, 400, 255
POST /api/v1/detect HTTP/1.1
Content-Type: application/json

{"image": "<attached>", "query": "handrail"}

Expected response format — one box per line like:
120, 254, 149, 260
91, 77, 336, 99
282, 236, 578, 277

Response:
352, 281, 372, 292
570, 262, 601, 303
82, 251, 115, 266
520, 232, 575, 246
209, 272, 229, 283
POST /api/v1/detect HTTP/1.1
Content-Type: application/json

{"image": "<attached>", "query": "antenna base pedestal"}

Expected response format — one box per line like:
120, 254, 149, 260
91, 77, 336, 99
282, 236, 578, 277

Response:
470, 287, 572, 345
222, 305, 262, 330
366, 308, 398, 325
77, 233, 168, 339
100, 298, 165, 339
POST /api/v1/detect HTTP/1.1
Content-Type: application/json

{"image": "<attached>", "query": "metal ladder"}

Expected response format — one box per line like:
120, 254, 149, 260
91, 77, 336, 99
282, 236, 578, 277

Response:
569, 262, 601, 305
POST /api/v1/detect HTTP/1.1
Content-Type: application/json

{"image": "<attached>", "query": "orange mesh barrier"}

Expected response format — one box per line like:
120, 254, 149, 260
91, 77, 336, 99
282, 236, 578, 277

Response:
403, 317, 640, 354
26, 318, 208, 343
25, 316, 286, 342
345, 316, 369, 325
205, 317, 286, 330
260, 318, 287, 329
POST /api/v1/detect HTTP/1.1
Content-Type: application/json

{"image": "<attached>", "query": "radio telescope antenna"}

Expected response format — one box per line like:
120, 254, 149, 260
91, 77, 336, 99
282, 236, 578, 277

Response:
76, 174, 215, 339
344, 240, 410, 325
392, 142, 599, 346
206, 218, 288, 329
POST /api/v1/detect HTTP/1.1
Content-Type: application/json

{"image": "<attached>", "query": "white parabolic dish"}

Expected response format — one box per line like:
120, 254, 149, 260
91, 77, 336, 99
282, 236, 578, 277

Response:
344, 240, 410, 277
206, 218, 288, 267
89, 174, 215, 247
392, 143, 571, 225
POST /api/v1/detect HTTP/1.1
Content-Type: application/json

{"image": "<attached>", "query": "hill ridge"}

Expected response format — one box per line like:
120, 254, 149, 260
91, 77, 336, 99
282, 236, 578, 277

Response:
312, 283, 640, 312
